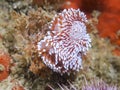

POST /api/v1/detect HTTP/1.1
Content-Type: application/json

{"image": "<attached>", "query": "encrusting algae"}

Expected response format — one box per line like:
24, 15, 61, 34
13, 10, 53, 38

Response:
0, 51, 11, 81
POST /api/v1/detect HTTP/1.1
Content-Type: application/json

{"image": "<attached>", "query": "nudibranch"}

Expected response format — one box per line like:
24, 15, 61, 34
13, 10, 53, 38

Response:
37, 8, 91, 74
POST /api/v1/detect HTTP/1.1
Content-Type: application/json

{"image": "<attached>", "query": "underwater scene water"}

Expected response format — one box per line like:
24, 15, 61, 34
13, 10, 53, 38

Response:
0, 0, 120, 90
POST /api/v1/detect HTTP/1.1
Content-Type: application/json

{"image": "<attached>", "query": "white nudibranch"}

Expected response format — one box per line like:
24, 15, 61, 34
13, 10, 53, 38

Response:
37, 8, 91, 74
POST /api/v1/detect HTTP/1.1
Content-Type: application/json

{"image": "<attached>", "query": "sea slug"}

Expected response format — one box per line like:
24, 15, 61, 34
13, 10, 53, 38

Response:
37, 8, 91, 74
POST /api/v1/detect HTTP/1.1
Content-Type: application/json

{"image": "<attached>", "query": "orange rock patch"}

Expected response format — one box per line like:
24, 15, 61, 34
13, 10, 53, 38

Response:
0, 51, 11, 81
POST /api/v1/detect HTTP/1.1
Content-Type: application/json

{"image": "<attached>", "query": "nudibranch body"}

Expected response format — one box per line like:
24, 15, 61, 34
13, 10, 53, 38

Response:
37, 8, 91, 74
